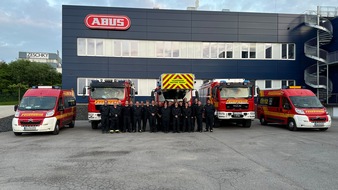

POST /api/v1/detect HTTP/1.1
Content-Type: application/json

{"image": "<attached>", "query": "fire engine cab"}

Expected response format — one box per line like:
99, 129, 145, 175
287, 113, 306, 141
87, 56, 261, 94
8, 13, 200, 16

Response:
12, 86, 76, 135
84, 79, 136, 129
199, 79, 255, 127
257, 86, 331, 131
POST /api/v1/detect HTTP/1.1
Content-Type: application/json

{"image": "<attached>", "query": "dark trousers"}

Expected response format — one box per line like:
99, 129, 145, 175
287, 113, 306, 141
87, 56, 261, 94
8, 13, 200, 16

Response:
149, 115, 157, 132
182, 117, 191, 132
142, 117, 149, 131
162, 118, 169, 132
173, 117, 180, 132
123, 116, 131, 132
101, 117, 109, 132
134, 116, 142, 132
111, 118, 119, 130
190, 117, 195, 132
196, 115, 202, 132
205, 115, 214, 131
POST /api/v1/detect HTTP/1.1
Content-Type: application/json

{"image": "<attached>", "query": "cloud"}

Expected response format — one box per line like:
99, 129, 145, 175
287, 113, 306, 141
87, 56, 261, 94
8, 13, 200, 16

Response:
0, 0, 337, 63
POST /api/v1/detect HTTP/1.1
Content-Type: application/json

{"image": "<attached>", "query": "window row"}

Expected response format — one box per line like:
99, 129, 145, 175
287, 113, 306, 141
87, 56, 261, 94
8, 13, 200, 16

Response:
77, 38, 296, 60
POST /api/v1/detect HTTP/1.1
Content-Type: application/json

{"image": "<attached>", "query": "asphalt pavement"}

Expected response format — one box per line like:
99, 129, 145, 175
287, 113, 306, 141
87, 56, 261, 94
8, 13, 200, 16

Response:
0, 120, 338, 190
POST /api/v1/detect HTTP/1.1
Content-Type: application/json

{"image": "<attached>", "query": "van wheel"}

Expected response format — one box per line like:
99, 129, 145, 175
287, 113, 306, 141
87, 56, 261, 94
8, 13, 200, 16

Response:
69, 119, 75, 128
14, 132, 22, 136
288, 119, 297, 131
91, 121, 99, 129
260, 116, 267, 125
243, 120, 251, 128
52, 123, 60, 135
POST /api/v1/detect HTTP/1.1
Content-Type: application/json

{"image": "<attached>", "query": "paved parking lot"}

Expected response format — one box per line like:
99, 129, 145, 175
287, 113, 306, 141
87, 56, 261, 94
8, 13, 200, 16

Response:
1, 119, 338, 190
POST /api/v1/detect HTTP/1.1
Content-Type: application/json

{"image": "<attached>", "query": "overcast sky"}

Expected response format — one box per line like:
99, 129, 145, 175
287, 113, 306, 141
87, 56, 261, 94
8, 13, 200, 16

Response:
0, 0, 335, 63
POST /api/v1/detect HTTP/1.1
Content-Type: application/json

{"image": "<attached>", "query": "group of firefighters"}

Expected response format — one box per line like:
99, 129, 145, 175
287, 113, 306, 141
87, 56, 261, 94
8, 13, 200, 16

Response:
99, 99, 215, 134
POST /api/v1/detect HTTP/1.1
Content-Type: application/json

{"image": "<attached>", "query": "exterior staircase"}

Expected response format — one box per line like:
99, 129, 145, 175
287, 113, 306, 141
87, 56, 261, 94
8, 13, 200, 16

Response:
303, 7, 338, 102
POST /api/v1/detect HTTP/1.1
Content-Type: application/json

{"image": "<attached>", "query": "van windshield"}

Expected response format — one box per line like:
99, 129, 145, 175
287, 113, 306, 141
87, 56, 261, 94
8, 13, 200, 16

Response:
18, 96, 57, 110
90, 87, 125, 99
289, 96, 323, 108
220, 87, 251, 98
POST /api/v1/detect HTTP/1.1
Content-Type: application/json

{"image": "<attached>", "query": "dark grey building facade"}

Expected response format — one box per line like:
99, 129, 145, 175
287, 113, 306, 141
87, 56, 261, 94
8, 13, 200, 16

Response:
62, 5, 338, 103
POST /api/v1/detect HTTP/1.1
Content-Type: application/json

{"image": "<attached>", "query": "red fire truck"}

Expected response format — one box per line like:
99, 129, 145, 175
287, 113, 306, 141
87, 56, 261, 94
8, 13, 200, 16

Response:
199, 79, 255, 127
152, 73, 197, 106
256, 86, 331, 131
12, 86, 76, 135
84, 79, 136, 129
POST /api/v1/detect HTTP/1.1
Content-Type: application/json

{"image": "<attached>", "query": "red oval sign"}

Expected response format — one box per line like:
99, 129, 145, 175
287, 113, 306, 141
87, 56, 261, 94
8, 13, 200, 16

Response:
84, 14, 131, 30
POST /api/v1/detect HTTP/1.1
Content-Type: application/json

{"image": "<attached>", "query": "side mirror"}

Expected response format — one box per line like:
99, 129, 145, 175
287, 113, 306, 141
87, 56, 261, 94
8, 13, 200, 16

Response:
58, 105, 64, 111
135, 91, 138, 95
151, 91, 155, 99
14, 105, 18, 111
283, 104, 291, 110
195, 91, 199, 99
82, 87, 86, 96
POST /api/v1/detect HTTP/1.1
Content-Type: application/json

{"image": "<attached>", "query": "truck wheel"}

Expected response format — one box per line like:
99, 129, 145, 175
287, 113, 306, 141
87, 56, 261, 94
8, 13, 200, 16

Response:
260, 116, 267, 125
69, 119, 75, 128
52, 123, 60, 135
242, 120, 251, 128
319, 128, 328, 131
288, 119, 297, 131
14, 132, 22, 136
91, 121, 98, 129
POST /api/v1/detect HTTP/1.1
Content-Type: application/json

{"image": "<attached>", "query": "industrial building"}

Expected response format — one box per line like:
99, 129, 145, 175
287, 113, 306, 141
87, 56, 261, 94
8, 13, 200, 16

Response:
62, 5, 338, 115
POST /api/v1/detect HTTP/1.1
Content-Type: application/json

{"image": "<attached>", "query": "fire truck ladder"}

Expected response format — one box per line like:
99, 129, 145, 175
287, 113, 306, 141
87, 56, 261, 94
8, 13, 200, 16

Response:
304, 6, 338, 103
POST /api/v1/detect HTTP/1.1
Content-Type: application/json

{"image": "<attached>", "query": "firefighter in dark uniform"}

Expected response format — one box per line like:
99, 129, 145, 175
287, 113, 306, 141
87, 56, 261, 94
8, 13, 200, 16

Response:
195, 100, 204, 132
182, 102, 191, 132
133, 101, 143, 132
192, 98, 199, 131
149, 100, 158, 132
130, 101, 135, 132
204, 99, 215, 132
189, 101, 195, 132
172, 102, 181, 133
160, 101, 171, 133
122, 100, 133, 132
110, 101, 121, 133
142, 100, 150, 132
99, 100, 110, 134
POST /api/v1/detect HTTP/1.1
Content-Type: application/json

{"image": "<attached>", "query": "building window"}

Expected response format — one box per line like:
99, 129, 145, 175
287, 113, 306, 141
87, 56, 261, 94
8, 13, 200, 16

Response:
265, 80, 272, 88
288, 44, 295, 59
130, 41, 138, 57
265, 44, 272, 59
226, 43, 233, 58
250, 43, 256, 58
113, 41, 122, 56
241, 43, 249, 58
282, 44, 287, 59
77, 38, 295, 61
202, 43, 210, 58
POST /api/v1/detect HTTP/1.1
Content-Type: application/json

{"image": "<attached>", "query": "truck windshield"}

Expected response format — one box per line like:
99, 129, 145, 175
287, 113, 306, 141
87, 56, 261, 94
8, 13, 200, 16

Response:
289, 96, 323, 108
90, 87, 124, 99
18, 96, 57, 110
161, 89, 191, 101
220, 87, 251, 98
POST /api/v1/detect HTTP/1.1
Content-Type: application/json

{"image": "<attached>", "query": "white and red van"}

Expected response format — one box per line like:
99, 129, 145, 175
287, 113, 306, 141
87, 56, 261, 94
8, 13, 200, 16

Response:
12, 86, 76, 135
257, 86, 331, 131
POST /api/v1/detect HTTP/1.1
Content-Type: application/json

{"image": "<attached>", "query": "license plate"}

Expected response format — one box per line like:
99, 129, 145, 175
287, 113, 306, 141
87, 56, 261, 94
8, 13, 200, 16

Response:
23, 126, 37, 131
233, 113, 241, 117
314, 122, 325, 126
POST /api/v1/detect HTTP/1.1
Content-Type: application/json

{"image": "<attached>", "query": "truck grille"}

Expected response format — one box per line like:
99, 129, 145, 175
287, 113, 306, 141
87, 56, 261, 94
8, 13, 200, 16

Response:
20, 120, 42, 126
226, 104, 249, 109
309, 117, 326, 122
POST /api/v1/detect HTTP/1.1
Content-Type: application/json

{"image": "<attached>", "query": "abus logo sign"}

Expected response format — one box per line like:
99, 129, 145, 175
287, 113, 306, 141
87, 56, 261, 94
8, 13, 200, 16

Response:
84, 14, 131, 30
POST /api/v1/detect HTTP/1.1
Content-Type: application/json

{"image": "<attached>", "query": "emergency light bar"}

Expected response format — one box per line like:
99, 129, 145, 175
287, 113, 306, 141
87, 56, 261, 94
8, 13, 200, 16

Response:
285, 86, 303, 89
32, 86, 60, 89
